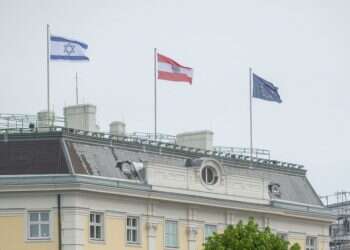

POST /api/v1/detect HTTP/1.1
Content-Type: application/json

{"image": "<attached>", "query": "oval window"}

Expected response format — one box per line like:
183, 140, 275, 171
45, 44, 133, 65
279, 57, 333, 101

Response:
201, 166, 218, 185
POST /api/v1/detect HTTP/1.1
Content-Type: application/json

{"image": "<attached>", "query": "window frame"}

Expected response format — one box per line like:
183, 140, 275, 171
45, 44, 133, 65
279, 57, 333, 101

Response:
89, 212, 104, 241
306, 236, 317, 250
27, 211, 51, 240
126, 216, 140, 244
204, 224, 217, 241
201, 166, 218, 185
165, 220, 179, 248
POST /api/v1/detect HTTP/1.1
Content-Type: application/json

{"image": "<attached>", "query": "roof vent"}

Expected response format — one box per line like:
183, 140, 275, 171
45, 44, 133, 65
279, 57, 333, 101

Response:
64, 104, 98, 132
176, 130, 213, 150
110, 121, 126, 136
37, 110, 55, 131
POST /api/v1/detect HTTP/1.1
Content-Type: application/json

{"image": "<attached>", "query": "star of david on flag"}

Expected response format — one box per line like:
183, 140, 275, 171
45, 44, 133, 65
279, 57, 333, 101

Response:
253, 73, 282, 103
50, 35, 89, 61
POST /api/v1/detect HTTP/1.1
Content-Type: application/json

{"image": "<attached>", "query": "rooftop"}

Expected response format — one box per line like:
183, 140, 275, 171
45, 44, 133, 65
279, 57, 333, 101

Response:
0, 126, 305, 174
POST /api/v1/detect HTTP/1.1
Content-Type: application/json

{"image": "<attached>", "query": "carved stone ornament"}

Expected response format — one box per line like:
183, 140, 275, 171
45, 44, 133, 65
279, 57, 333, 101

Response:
187, 226, 198, 241
146, 222, 158, 237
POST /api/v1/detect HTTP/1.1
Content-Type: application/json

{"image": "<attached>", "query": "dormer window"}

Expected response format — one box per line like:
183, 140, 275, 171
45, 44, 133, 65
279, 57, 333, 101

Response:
268, 183, 281, 198
201, 166, 218, 185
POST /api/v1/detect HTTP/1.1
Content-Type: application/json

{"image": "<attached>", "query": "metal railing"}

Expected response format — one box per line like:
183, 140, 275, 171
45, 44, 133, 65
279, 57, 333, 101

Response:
128, 132, 176, 143
0, 113, 64, 129
214, 146, 270, 159
0, 126, 305, 172
0, 113, 271, 159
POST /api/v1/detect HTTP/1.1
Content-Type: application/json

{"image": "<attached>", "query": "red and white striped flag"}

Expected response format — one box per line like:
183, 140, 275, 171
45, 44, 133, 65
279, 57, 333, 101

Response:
157, 53, 193, 84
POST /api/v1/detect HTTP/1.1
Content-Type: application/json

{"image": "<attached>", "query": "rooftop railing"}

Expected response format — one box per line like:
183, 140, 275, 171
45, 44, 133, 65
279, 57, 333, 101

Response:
0, 113, 64, 129
0, 126, 305, 172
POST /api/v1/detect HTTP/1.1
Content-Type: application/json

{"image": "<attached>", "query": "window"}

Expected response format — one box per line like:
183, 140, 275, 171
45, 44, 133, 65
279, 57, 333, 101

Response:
268, 183, 282, 198
165, 221, 178, 248
127, 216, 139, 244
204, 224, 217, 240
306, 236, 317, 250
201, 166, 218, 185
90, 212, 103, 241
28, 211, 50, 239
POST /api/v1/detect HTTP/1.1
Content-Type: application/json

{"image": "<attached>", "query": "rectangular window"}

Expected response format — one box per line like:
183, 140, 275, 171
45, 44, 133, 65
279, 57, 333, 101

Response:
204, 224, 217, 240
306, 236, 317, 250
28, 211, 50, 239
127, 216, 139, 243
90, 212, 103, 241
165, 221, 178, 248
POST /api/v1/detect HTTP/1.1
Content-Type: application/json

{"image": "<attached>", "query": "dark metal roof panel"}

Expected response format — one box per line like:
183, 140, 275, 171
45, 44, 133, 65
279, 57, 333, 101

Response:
0, 139, 69, 175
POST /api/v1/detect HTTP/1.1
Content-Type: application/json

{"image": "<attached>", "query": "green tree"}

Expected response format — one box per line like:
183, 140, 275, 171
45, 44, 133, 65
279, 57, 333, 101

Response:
290, 243, 301, 250
203, 218, 301, 250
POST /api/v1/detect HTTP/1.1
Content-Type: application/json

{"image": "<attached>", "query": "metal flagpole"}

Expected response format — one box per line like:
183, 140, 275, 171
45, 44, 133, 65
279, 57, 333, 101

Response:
75, 72, 79, 105
249, 67, 253, 167
46, 24, 51, 114
154, 48, 157, 140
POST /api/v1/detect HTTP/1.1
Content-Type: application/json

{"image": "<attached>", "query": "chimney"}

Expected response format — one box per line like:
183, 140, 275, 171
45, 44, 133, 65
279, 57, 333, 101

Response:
64, 104, 97, 131
176, 130, 214, 150
109, 121, 126, 136
37, 110, 55, 131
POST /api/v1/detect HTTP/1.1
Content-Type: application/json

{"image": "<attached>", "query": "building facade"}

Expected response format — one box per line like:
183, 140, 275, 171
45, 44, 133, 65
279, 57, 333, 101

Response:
324, 192, 350, 250
0, 125, 333, 250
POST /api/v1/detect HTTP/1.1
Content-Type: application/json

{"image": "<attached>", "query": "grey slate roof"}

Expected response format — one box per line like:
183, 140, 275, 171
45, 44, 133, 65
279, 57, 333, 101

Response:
67, 139, 323, 207
0, 129, 323, 207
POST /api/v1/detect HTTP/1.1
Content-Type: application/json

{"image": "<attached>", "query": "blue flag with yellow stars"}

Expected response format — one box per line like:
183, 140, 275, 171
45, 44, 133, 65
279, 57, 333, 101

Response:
253, 73, 282, 103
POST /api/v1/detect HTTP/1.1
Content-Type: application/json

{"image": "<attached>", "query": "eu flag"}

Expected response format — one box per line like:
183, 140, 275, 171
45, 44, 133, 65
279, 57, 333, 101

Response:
253, 73, 282, 103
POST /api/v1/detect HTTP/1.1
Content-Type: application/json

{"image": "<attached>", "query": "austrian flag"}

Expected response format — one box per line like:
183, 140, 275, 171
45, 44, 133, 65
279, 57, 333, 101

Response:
157, 53, 193, 84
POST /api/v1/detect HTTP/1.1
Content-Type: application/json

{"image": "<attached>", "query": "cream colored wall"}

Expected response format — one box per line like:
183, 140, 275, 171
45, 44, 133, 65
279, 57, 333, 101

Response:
179, 223, 189, 250
0, 191, 331, 250
156, 223, 164, 250
0, 214, 57, 250
84, 214, 149, 250
196, 226, 204, 250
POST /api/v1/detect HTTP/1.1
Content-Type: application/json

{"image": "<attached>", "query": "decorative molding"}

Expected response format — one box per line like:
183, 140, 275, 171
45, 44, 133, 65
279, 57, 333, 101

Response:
226, 210, 234, 225
0, 175, 334, 223
263, 216, 270, 227
187, 225, 198, 241
0, 208, 25, 215
146, 222, 158, 237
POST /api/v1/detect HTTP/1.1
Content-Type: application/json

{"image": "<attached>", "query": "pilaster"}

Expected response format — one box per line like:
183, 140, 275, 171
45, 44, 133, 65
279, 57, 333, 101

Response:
187, 225, 198, 250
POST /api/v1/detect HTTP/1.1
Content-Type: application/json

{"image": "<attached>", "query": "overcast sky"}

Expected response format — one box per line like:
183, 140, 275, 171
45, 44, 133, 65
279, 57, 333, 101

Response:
0, 0, 349, 197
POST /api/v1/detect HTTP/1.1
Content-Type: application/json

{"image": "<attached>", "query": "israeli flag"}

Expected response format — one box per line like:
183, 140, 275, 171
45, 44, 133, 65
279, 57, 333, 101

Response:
253, 73, 282, 103
50, 35, 89, 61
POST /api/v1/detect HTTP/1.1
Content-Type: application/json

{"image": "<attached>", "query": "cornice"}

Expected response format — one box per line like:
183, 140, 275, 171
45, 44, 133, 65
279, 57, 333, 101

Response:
0, 175, 334, 223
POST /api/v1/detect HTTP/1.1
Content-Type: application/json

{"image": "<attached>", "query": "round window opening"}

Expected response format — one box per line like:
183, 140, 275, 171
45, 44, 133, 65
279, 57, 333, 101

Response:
201, 166, 218, 185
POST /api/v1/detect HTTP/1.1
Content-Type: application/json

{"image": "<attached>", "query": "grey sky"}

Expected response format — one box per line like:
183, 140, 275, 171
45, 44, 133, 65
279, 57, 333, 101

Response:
0, 0, 349, 196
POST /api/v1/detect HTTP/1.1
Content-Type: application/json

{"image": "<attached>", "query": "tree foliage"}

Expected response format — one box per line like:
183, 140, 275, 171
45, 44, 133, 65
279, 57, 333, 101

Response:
203, 218, 301, 250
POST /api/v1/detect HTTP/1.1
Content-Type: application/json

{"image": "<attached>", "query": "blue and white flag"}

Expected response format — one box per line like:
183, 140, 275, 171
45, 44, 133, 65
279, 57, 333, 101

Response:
50, 35, 89, 61
253, 73, 282, 103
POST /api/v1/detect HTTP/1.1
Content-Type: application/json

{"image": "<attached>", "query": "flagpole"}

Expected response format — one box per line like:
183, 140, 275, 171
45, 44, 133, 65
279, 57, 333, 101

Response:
46, 24, 51, 114
154, 48, 157, 140
75, 72, 79, 105
249, 67, 253, 167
